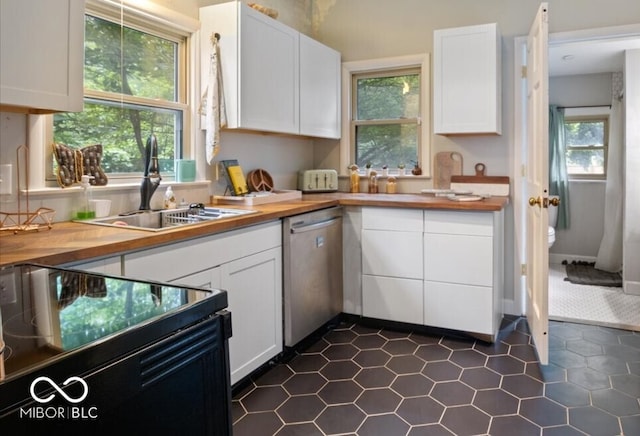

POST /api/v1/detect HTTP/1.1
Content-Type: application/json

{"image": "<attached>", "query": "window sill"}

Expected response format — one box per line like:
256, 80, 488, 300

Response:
22, 180, 211, 197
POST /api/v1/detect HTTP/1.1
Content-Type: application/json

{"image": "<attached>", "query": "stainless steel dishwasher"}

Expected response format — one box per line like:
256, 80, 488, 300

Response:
283, 206, 343, 347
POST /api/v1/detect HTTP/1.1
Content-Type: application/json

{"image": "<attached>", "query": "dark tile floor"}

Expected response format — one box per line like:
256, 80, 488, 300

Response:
232, 317, 640, 435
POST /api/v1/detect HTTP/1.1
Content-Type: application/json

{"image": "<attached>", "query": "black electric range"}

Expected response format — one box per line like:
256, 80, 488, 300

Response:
0, 263, 232, 434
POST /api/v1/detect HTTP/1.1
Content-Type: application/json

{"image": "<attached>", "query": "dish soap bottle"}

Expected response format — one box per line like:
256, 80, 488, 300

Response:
164, 186, 176, 209
76, 175, 95, 219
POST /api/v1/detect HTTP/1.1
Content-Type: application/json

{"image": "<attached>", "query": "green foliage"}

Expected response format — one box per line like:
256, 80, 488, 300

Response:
53, 15, 180, 175
354, 73, 420, 168
564, 120, 605, 173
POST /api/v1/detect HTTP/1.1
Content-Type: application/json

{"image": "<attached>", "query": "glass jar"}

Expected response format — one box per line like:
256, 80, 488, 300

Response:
349, 165, 360, 193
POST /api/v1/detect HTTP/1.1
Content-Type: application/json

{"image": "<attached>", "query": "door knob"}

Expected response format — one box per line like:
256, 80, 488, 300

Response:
529, 196, 560, 208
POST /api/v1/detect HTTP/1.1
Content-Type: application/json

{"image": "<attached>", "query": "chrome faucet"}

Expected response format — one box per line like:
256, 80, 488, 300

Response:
139, 134, 162, 210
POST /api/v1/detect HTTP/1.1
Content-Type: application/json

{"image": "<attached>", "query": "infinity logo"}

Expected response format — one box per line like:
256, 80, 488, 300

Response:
30, 376, 89, 404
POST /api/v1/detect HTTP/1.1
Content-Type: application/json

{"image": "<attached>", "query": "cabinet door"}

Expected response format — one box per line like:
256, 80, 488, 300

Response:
0, 0, 84, 113
363, 275, 423, 324
433, 23, 501, 134
64, 256, 122, 276
221, 247, 282, 385
171, 267, 222, 291
239, 5, 299, 133
299, 33, 341, 138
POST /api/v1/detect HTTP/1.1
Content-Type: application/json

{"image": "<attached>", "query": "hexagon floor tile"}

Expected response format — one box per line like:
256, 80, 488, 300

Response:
232, 316, 640, 435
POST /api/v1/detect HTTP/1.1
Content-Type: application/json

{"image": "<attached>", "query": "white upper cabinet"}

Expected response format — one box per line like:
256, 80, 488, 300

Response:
433, 23, 502, 135
0, 0, 84, 113
200, 2, 341, 138
299, 33, 341, 138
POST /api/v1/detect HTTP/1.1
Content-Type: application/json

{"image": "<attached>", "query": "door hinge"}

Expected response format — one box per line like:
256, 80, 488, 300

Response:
521, 264, 527, 276
521, 65, 527, 78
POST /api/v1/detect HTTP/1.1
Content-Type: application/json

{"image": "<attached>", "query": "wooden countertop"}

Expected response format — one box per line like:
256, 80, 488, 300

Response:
0, 193, 508, 267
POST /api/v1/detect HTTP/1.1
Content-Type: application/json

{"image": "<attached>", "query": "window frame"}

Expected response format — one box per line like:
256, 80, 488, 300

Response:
42, 0, 195, 186
340, 54, 430, 177
564, 114, 609, 180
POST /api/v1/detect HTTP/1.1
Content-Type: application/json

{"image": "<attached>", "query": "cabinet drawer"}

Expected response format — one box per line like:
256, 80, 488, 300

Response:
363, 275, 423, 324
362, 207, 423, 231
125, 221, 281, 282
424, 233, 492, 286
425, 281, 492, 334
425, 210, 493, 236
362, 229, 422, 279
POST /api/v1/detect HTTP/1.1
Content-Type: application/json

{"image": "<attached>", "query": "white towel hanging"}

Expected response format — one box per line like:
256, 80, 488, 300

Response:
200, 33, 226, 165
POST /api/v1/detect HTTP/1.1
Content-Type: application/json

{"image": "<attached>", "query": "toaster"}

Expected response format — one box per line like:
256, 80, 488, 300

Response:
298, 169, 339, 193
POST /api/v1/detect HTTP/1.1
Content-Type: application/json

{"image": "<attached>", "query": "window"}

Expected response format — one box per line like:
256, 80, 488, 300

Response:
48, 8, 189, 182
352, 68, 421, 170
341, 55, 430, 176
564, 116, 608, 178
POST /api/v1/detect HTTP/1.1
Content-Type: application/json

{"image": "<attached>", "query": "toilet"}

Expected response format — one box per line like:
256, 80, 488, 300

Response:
548, 195, 559, 247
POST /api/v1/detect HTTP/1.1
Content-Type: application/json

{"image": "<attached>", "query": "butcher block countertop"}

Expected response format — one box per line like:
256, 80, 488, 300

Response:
0, 193, 508, 267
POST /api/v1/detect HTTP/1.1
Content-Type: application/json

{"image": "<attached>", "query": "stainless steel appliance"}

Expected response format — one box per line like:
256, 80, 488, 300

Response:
283, 207, 343, 347
298, 169, 339, 192
0, 264, 232, 434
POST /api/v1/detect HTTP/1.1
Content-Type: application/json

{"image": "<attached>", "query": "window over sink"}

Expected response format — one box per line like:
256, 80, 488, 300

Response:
44, 0, 194, 185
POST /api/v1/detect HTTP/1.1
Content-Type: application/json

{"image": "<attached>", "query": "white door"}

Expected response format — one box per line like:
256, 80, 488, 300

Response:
525, 3, 550, 365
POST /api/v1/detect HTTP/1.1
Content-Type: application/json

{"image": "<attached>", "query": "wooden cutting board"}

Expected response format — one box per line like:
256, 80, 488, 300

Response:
434, 151, 463, 189
450, 163, 510, 196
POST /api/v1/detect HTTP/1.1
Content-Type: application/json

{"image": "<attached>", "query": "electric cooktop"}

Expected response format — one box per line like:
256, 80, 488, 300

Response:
0, 263, 223, 383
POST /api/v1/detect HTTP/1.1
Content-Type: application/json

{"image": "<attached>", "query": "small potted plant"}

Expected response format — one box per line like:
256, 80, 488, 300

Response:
397, 162, 406, 176
365, 162, 373, 176
381, 164, 389, 177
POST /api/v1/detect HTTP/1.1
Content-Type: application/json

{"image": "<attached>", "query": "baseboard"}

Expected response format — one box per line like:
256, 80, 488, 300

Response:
624, 280, 640, 296
549, 253, 596, 265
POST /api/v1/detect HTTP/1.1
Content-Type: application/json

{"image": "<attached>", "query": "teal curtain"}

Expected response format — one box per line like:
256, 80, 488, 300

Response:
548, 105, 570, 229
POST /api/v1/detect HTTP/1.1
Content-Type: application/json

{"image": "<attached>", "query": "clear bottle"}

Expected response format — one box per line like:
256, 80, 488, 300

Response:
164, 185, 176, 209
76, 175, 95, 219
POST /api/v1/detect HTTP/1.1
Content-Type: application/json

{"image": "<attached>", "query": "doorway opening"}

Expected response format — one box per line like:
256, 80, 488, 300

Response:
513, 23, 640, 333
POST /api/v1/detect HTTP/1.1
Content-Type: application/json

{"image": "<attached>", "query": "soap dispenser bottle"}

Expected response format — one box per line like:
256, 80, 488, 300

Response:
164, 185, 176, 209
76, 175, 95, 219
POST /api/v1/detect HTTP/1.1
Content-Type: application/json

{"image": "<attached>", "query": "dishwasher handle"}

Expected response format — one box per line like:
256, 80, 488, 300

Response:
290, 217, 340, 234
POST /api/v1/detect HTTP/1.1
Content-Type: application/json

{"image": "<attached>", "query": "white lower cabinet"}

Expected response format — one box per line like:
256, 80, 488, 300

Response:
424, 210, 504, 341
357, 207, 504, 342
424, 281, 493, 334
361, 207, 423, 324
170, 267, 222, 294
362, 275, 423, 325
221, 248, 282, 384
123, 221, 283, 385
63, 256, 122, 276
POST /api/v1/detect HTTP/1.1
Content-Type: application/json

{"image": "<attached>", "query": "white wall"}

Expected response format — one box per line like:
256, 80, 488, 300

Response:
624, 49, 640, 294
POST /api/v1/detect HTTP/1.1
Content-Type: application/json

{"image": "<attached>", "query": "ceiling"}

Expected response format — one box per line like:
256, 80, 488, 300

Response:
549, 35, 640, 77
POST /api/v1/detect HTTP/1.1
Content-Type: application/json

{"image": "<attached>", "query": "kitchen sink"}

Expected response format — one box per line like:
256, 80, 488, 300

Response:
78, 207, 258, 232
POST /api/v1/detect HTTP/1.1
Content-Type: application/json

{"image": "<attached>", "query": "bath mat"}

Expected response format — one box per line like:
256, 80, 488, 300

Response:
563, 260, 622, 287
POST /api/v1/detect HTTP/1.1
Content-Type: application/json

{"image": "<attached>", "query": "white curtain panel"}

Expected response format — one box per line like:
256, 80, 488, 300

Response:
595, 72, 624, 273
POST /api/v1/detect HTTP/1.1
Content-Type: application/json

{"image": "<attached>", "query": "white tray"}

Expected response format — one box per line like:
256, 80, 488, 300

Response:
214, 190, 302, 205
